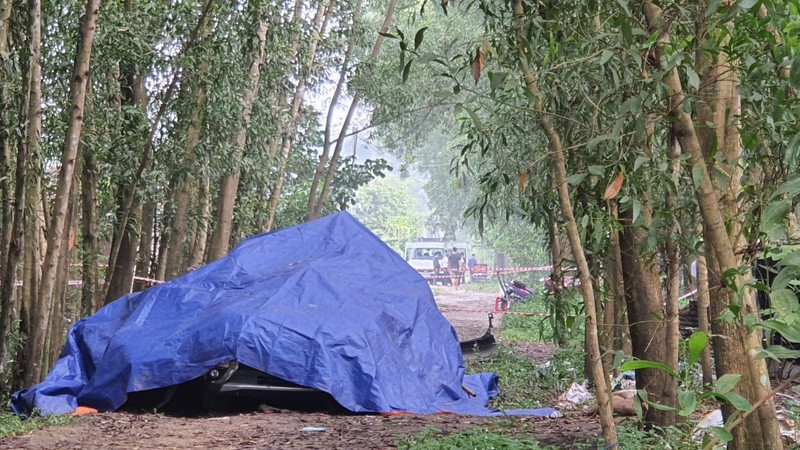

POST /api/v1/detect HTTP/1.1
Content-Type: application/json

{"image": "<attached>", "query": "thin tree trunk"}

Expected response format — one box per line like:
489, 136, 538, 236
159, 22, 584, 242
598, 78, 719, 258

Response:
644, 2, 781, 447
663, 135, 682, 422
206, 17, 268, 260
307, 0, 395, 221
697, 252, 714, 385
264, 0, 339, 231
306, 0, 363, 220
0, 0, 18, 374
188, 170, 211, 269
164, 62, 209, 280
26, 0, 99, 384
620, 205, 675, 427
80, 123, 100, 316
511, 0, 617, 443
135, 199, 155, 289
547, 220, 566, 346
106, 0, 215, 274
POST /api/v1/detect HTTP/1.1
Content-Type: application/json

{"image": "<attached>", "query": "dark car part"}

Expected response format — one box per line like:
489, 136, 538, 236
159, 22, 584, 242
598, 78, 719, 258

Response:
460, 313, 497, 360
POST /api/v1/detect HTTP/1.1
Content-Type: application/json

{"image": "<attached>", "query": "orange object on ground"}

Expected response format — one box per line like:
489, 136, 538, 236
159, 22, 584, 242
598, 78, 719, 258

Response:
71, 406, 98, 416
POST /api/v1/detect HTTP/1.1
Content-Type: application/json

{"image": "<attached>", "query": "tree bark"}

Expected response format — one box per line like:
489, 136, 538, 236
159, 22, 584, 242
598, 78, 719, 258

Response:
547, 220, 567, 346
306, 0, 395, 221
188, 169, 211, 269
264, 0, 340, 231
206, 17, 268, 260
644, 2, 781, 447
306, 0, 363, 220
26, 0, 99, 384
619, 205, 676, 427
696, 252, 714, 385
164, 61, 209, 280
511, 0, 617, 443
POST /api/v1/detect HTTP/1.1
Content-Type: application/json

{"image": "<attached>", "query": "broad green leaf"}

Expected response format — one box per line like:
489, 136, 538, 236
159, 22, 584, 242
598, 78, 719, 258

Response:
756, 345, 800, 360
566, 173, 587, 186
769, 289, 799, 315
588, 165, 604, 176
598, 49, 613, 65
634, 155, 648, 172
760, 320, 800, 343
708, 426, 733, 443
771, 176, 800, 199
632, 199, 642, 223
678, 390, 697, 417
762, 200, 791, 239
772, 265, 800, 291
722, 391, 751, 412
688, 331, 709, 366
714, 374, 741, 394
620, 360, 679, 378
464, 107, 483, 131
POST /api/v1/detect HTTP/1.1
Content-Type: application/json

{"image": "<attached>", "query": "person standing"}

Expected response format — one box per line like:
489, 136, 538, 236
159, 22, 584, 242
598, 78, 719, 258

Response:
448, 248, 462, 289
468, 254, 477, 276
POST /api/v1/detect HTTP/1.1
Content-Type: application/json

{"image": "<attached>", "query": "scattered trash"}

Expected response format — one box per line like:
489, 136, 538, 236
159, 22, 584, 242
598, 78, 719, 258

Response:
207, 416, 231, 423
611, 371, 636, 391
301, 427, 327, 432
559, 382, 592, 406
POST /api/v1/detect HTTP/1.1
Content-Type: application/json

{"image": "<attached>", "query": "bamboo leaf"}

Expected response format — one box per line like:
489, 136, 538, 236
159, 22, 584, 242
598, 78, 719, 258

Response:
413, 27, 428, 50
471, 48, 485, 84
519, 170, 529, 193
620, 360, 679, 378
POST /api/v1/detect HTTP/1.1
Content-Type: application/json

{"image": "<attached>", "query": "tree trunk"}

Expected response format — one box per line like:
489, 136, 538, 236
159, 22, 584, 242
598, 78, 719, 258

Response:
306, 0, 363, 220
80, 127, 100, 316
307, 0, 395, 221
511, 0, 617, 443
264, 0, 339, 231
663, 135, 682, 421
0, 0, 19, 375
134, 198, 155, 289
696, 252, 714, 385
188, 170, 211, 269
619, 205, 676, 427
206, 18, 268, 261
26, 0, 99, 384
547, 220, 567, 346
644, 2, 781, 447
164, 62, 209, 280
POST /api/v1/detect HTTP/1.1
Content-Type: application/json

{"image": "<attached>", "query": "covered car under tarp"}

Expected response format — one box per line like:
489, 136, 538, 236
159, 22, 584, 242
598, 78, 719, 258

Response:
13, 212, 503, 417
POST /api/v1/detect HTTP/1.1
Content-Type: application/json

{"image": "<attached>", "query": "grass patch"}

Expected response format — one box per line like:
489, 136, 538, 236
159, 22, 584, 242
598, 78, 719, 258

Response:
574, 423, 701, 449
467, 345, 546, 409
500, 297, 554, 342
0, 410, 75, 438
398, 428, 551, 450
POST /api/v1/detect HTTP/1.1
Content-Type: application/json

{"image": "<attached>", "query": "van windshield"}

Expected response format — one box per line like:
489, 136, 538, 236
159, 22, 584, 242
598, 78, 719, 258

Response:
406, 248, 440, 260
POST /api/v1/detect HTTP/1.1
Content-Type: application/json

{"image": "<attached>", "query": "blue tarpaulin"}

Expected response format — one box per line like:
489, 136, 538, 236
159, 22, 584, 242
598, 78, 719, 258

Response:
13, 212, 557, 417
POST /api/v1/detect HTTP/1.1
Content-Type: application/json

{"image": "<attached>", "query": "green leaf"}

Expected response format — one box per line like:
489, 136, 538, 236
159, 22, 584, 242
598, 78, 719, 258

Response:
378, 32, 398, 39
756, 345, 800, 360
770, 289, 799, 315
464, 107, 483, 132
566, 173, 587, 186
760, 320, 800, 343
738, 0, 757, 9
721, 392, 751, 412
588, 165, 604, 176
598, 49, 613, 65
762, 200, 791, 239
771, 176, 800, 199
691, 162, 705, 188
413, 27, 428, 51
402, 59, 413, 82
785, 132, 800, 167
634, 155, 648, 172
688, 331, 709, 366
632, 199, 642, 224
686, 67, 700, 91
772, 265, 800, 291
708, 426, 733, 443
714, 374, 741, 394
620, 360, 679, 378
678, 390, 697, 417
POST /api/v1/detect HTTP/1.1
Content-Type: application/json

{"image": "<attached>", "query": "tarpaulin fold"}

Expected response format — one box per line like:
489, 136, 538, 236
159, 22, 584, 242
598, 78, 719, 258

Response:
13, 212, 539, 417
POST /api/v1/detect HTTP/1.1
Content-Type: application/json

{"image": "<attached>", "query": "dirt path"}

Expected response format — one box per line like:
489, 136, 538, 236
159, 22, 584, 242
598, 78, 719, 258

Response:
1, 289, 601, 449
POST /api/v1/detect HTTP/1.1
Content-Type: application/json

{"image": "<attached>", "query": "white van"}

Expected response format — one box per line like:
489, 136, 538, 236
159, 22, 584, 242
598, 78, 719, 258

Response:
404, 241, 469, 275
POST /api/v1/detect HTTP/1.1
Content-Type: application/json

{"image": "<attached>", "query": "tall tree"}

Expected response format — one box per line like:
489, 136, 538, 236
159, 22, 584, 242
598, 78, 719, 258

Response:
26, 0, 100, 385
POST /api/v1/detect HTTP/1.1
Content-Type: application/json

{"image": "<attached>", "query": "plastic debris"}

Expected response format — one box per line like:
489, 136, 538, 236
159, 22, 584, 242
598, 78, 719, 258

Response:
301, 427, 327, 432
